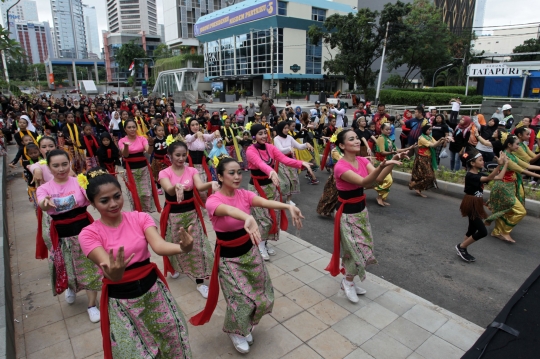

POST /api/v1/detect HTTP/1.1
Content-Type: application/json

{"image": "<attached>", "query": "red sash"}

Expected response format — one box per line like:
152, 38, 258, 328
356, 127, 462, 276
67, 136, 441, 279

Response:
320, 141, 332, 168
96, 112, 109, 131
188, 154, 212, 197
153, 153, 172, 167
123, 156, 162, 213
83, 135, 99, 158
189, 233, 251, 326
100, 263, 168, 359
160, 197, 207, 276
250, 173, 288, 234
35, 207, 48, 259
325, 195, 366, 277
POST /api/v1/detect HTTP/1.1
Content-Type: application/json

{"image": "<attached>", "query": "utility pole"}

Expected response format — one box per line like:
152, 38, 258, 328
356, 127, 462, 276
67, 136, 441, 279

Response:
270, 27, 274, 99
374, 22, 389, 105
3, 0, 22, 85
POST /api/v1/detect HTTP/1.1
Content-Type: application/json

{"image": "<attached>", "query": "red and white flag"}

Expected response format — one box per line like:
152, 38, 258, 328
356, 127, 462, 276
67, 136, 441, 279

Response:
128, 61, 135, 71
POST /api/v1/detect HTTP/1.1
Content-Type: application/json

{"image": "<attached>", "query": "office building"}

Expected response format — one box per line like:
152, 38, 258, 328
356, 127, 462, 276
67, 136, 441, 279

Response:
472, 0, 486, 36
434, 0, 476, 35
83, 4, 100, 59
1, 0, 38, 27
107, 0, 158, 35
195, 0, 355, 95
103, 31, 161, 84
10, 20, 54, 64
474, 25, 540, 57
162, 0, 228, 49
50, 0, 87, 59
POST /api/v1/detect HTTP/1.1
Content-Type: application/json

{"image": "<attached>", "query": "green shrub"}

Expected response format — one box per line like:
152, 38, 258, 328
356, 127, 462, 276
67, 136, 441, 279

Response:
379, 90, 482, 106
398, 86, 476, 96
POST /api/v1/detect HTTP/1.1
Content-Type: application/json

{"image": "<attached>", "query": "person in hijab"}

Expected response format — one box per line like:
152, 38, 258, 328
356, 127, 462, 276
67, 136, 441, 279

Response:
96, 132, 120, 174
208, 137, 228, 159
235, 104, 245, 124
473, 117, 499, 163
294, 106, 302, 122
449, 116, 473, 171
208, 111, 222, 133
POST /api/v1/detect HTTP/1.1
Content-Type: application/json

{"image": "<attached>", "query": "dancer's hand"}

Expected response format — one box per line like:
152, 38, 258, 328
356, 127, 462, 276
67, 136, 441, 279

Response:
306, 143, 314, 151
175, 183, 184, 202
289, 205, 305, 229
496, 151, 508, 165
211, 181, 220, 192
41, 195, 56, 210
379, 159, 402, 168
269, 171, 280, 187
100, 247, 135, 282
393, 152, 409, 161
32, 169, 44, 186
178, 226, 194, 253
244, 215, 261, 246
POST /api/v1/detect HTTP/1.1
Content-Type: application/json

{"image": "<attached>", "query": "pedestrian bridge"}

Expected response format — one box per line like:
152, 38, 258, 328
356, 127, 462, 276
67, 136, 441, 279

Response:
152, 68, 204, 96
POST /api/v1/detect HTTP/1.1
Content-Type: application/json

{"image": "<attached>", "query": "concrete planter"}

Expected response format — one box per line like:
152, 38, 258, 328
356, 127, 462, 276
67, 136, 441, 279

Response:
392, 170, 540, 218
225, 94, 236, 102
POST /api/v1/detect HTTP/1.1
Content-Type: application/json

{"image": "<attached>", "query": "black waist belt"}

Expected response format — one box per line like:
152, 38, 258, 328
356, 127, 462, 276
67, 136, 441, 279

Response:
190, 150, 204, 164
164, 190, 196, 213
249, 169, 272, 186
215, 228, 253, 258
108, 259, 158, 299
124, 152, 147, 169
336, 189, 366, 214
50, 206, 90, 237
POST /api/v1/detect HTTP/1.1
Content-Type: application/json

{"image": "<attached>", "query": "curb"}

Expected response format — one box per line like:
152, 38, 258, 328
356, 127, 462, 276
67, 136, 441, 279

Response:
392, 170, 540, 218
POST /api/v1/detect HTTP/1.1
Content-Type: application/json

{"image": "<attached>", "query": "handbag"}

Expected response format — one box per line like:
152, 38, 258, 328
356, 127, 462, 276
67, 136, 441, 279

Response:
439, 148, 449, 159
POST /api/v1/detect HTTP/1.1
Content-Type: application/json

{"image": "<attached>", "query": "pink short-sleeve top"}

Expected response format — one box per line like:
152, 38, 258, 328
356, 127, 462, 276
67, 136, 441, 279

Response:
333, 157, 371, 191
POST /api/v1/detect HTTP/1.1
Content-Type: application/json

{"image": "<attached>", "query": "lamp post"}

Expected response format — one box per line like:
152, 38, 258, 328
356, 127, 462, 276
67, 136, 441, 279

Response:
432, 63, 454, 87
374, 21, 389, 105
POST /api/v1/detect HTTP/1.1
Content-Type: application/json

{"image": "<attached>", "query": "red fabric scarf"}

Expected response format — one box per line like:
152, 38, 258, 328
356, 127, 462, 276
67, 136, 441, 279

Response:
123, 156, 162, 213
250, 173, 288, 234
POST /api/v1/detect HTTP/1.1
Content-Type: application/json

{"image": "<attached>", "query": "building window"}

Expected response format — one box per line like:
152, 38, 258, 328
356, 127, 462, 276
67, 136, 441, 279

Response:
306, 35, 322, 74
312, 7, 326, 22
278, 1, 287, 16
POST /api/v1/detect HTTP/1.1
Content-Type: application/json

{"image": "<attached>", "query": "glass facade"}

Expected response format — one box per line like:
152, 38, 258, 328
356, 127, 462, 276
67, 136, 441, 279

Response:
311, 7, 326, 22
204, 28, 283, 78
306, 35, 322, 74
278, 1, 287, 15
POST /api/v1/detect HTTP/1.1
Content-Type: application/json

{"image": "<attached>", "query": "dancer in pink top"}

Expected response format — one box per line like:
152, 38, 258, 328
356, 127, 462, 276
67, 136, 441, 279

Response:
246, 124, 314, 260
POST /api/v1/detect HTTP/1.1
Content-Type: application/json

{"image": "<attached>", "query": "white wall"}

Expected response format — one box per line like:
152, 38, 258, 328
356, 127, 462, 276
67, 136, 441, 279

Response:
473, 25, 540, 55
283, 28, 306, 75
286, 2, 311, 20
322, 42, 338, 75
163, 0, 179, 43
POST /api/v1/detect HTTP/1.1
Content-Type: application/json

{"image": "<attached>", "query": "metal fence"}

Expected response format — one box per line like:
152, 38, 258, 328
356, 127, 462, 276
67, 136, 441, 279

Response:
384, 104, 482, 117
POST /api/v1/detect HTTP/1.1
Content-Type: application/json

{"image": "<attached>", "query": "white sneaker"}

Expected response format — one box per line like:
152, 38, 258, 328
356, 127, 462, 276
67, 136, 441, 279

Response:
259, 242, 270, 261
228, 333, 250, 353
245, 333, 254, 345
355, 283, 367, 295
87, 306, 100, 323
341, 279, 359, 303
65, 288, 76, 304
287, 200, 296, 206
197, 284, 209, 299
265, 242, 276, 256
171, 271, 180, 279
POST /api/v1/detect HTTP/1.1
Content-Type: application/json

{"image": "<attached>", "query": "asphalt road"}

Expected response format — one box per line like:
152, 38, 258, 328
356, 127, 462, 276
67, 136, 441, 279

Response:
202, 104, 540, 326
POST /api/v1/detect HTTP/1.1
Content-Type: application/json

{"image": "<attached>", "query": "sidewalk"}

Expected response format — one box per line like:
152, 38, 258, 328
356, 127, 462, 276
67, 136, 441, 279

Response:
7, 167, 483, 359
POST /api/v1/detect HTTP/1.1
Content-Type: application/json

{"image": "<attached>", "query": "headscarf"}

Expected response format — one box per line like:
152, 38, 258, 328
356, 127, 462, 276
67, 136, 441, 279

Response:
250, 123, 266, 137
456, 116, 472, 138
20, 115, 37, 133
480, 117, 499, 139
295, 106, 302, 118
96, 132, 119, 160
208, 138, 228, 159
403, 109, 413, 121
276, 121, 289, 138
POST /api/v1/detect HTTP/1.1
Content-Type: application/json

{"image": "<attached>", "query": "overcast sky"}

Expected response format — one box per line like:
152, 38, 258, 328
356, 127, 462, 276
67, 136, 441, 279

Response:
35, 0, 537, 50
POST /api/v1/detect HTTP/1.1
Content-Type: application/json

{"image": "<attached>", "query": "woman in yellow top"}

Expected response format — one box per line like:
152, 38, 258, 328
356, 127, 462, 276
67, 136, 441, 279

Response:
486, 133, 540, 243
409, 124, 446, 198
513, 127, 540, 165
375, 123, 414, 206
134, 109, 150, 138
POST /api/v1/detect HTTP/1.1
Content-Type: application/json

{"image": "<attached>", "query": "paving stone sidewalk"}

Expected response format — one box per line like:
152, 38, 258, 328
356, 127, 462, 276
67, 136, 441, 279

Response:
6, 167, 483, 359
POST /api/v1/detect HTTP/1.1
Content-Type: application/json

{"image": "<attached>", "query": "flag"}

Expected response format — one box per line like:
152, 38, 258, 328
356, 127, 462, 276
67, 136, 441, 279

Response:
128, 61, 135, 71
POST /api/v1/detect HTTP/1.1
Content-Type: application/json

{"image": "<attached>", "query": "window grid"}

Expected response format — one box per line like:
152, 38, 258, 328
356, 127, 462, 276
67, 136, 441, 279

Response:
311, 7, 326, 22
306, 35, 322, 74
278, 1, 287, 16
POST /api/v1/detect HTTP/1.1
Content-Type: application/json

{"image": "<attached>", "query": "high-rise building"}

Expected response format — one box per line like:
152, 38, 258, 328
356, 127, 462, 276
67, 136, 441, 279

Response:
1, 0, 38, 27
434, 0, 476, 35
107, 0, 158, 35
472, 0, 486, 36
162, 0, 228, 49
50, 0, 88, 59
9, 20, 54, 64
82, 4, 100, 58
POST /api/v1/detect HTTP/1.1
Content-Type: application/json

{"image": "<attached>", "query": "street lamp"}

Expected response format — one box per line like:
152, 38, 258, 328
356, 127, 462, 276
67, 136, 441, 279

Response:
374, 21, 389, 105
432, 63, 454, 87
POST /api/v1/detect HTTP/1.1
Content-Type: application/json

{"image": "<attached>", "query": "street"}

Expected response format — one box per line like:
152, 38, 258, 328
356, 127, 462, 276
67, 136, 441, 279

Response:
211, 102, 540, 327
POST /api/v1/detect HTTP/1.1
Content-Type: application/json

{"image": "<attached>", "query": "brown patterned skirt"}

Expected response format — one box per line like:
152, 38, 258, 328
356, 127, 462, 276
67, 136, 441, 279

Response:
316, 173, 339, 216
408, 155, 437, 191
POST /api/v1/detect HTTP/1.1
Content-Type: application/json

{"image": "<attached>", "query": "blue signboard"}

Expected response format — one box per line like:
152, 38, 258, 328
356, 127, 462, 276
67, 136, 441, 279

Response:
141, 80, 148, 96
195, 0, 276, 36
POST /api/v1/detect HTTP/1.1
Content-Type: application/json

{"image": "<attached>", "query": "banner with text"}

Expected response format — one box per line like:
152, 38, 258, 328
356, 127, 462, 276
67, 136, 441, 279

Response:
468, 64, 523, 77
195, 0, 276, 36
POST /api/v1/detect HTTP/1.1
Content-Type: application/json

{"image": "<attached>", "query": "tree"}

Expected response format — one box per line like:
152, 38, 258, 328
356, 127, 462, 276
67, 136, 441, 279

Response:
385, 0, 453, 88
307, 1, 411, 96
153, 44, 173, 59
511, 38, 540, 61
114, 40, 147, 77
